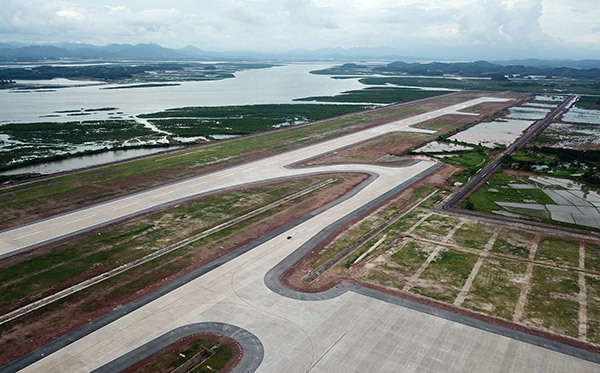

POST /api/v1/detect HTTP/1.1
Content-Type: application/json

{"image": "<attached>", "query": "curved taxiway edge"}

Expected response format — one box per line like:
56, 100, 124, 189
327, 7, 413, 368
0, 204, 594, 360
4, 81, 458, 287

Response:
91, 322, 264, 373
264, 163, 443, 300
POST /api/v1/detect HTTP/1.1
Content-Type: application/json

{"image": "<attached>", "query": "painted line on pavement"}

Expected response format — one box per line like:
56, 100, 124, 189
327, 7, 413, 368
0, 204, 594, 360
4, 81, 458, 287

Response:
12, 230, 45, 241
65, 215, 95, 226
154, 190, 175, 198
113, 201, 138, 211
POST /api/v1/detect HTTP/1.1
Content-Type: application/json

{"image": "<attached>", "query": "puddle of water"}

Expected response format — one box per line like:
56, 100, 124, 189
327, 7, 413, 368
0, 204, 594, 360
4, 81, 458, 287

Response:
506, 107, 550, 120
210, 134, 241, 140
414, 141, 472, 153
1, 147, 179, 176
172, 136, 209, 143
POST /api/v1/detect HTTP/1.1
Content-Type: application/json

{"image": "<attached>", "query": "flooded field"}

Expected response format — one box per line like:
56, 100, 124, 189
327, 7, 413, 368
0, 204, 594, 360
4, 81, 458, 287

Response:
448, 119, 533, 148
538, 122, 600, 149
0, 147, 176, 176
522, 102, 557, 109
506, 107, 550, 120
562, 107, 600, 125
494, 176, 600, 229
532, 95, 566, 103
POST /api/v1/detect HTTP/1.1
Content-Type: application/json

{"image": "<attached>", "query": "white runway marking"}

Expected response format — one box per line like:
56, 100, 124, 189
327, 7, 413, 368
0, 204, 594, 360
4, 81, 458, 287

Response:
113, 201, 138, 210
65, 215, 95, 225
185, 181, 206, 189
12, 230, 44, 241
155, 190, 175, 198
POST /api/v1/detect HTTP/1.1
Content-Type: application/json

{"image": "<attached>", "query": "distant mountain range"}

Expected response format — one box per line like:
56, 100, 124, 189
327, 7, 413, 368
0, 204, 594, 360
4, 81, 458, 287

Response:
1, 42, 600, 70
0, 43, 204, 61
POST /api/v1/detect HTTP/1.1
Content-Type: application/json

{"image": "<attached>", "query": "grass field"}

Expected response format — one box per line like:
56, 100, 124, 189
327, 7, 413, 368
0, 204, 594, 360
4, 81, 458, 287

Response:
575, 95, 600, 110
0, 104, 370, 171
0, 173, 364, 365
462, 257, 526, 320
0, 174, 353, 315
524, 266, 580, 338
143, 104, 370, 137
464, 169, 555, 213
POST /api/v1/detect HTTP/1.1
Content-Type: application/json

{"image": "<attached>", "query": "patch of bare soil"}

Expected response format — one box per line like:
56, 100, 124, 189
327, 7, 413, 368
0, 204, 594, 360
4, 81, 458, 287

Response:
123, 333, 242, 373
298, 132, 431, 167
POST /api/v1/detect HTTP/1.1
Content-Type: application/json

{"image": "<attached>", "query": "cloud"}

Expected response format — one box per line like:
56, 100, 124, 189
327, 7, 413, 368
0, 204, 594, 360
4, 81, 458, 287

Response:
0, 0, 598, 59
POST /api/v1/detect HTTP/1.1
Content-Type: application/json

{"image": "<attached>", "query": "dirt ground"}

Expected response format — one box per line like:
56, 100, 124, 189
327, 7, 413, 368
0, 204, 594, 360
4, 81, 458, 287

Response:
123, 333, 242, 373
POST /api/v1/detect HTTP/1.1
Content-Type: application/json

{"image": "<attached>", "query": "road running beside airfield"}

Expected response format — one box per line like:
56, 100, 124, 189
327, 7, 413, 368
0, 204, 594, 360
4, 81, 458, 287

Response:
5, 96, 598, 372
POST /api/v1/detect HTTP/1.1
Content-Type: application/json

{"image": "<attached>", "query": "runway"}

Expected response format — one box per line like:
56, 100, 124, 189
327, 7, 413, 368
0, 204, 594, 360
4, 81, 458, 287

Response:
7, 97, 593, 372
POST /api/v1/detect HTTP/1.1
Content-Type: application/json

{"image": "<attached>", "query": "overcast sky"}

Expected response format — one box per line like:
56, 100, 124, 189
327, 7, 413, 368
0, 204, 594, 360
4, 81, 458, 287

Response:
2, 0, 599, 60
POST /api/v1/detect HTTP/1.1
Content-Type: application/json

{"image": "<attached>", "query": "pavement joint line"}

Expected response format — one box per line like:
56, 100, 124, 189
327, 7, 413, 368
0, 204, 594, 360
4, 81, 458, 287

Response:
11, 230, 44, 241
308, 332, 345, 371
0, 178, 337, 327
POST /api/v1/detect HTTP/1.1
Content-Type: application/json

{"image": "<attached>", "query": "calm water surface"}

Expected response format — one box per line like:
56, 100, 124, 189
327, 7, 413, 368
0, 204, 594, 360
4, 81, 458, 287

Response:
0, 64, 364, 124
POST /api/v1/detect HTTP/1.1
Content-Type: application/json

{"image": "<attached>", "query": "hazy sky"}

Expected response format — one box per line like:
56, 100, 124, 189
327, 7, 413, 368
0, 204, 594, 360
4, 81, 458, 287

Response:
2, 0, 600, 59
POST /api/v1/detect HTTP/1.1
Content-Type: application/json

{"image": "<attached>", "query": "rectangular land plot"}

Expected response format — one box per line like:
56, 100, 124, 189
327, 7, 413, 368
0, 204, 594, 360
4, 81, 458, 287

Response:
491, 229, 535, 258
451, 222, 494, 250
387, 209, 428, 234
366, 239, 435, 289
586, 276, 600, 344
585, 243, 600, 272
411, 214, 461, 242
462, 257, 527, 320
535, 236, 580, 267
523, 266, 580, 338
409, 248, 479, 303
